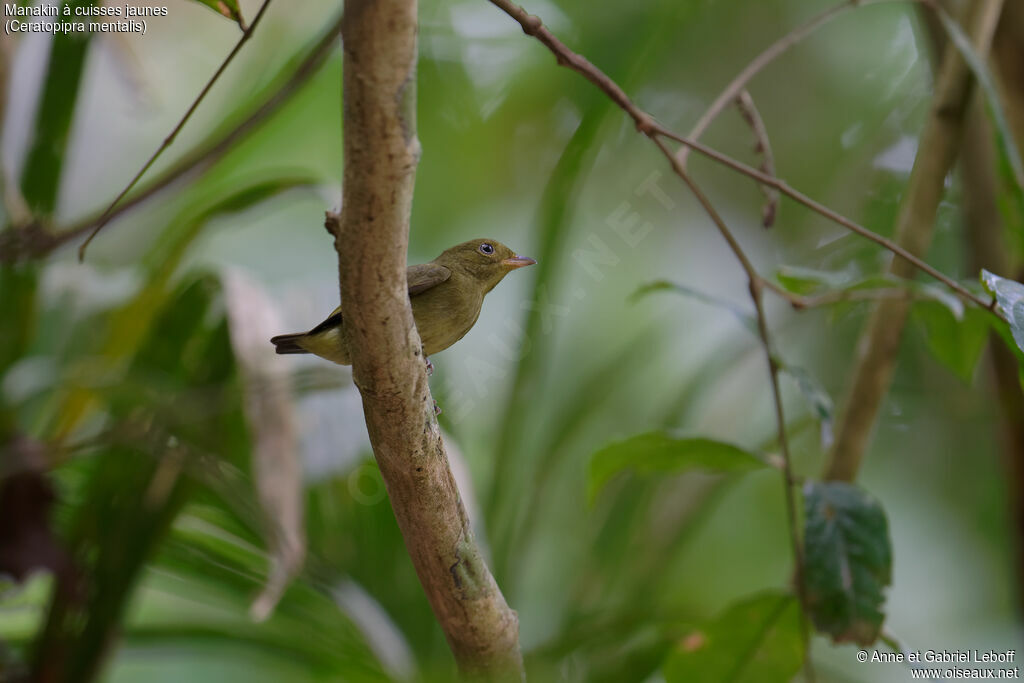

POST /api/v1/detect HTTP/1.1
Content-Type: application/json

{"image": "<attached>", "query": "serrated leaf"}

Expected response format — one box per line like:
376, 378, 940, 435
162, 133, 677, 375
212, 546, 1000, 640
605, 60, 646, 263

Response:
803, 481, 892, 646
189, 0, 246, 28
913, 302, 991, 383
588, 432, 766, 503
663, 592, 803, 683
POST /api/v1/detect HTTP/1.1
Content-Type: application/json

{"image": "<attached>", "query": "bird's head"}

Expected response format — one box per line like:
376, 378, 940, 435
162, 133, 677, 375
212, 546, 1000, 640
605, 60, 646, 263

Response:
437, 239, 536, 292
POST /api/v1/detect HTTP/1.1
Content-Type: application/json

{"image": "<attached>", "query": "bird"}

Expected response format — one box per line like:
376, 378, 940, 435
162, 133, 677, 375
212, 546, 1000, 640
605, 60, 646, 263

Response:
270, 238, 536, 366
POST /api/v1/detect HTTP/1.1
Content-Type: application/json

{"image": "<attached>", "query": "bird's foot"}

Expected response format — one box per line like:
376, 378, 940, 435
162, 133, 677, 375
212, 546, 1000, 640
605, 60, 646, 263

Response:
424, 356, 434, 377
433, 399, 442, 416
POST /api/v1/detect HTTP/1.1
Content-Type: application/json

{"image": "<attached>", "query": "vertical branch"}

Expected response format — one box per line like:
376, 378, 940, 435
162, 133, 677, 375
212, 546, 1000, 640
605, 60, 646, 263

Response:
334, 0, 523, 678
823, 0, 1004, 482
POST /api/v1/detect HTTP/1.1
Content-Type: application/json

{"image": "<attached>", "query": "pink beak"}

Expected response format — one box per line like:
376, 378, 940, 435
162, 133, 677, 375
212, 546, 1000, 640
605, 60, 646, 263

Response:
502, 255, 537, 269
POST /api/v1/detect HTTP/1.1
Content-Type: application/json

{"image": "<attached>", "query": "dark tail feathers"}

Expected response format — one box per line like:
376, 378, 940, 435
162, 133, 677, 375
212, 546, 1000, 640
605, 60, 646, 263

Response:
270, 333, 309, 355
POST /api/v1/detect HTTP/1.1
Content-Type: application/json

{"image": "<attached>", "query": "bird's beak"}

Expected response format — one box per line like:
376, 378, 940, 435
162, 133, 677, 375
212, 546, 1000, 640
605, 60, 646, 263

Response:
502, 255, 537, 269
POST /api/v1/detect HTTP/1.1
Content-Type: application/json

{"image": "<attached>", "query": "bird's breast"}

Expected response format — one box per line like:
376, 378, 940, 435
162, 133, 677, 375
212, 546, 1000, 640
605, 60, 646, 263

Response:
411, 280, 483, 356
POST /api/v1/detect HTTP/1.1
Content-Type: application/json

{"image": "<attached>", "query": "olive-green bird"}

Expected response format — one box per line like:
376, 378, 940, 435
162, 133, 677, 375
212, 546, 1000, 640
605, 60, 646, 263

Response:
270, 239, 536, 365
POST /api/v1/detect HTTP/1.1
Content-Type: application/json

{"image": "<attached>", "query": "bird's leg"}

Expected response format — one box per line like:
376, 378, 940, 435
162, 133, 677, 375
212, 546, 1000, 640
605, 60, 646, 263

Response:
424, 355, 434, 377
433, 399, 442, 416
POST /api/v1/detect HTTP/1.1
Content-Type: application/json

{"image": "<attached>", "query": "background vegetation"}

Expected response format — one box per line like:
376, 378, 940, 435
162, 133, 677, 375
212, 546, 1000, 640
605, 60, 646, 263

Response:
1, 0, 1021, 681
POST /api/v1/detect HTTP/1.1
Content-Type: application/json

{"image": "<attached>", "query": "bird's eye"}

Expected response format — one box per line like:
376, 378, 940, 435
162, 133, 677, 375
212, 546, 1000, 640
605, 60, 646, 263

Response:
479, 243, 495, 255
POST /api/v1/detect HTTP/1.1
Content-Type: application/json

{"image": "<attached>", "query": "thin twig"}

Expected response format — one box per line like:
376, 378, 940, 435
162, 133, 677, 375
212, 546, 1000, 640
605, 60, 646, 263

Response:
486, 0, 996, 317
735, 90, 779, 228
651, 135, 816, 682
77, 0, 276, 261
33, 10, 342, 257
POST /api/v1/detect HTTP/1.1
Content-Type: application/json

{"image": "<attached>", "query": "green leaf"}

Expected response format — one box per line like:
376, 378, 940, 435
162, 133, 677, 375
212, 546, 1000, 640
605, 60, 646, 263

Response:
913, 301, 991, 383
588, 432, 767, 503
663, 592, 803, 683
631, 280, 757, 335
981, 269, 1024, 355
188, 0, 246, 28
803, 481, 892, 646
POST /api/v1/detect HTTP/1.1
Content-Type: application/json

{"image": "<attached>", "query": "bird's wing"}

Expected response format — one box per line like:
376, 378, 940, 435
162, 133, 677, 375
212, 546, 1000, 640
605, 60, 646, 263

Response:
308, 305, 343, 335
407, 263, 451, 296
306, 265, 449, 333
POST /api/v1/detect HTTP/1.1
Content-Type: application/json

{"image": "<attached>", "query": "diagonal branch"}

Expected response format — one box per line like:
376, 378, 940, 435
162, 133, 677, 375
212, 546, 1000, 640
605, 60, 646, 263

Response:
734, 90, 779, 228
335, 1, 522, 678
77, 0, 276, 261
823, 0, 1005, 482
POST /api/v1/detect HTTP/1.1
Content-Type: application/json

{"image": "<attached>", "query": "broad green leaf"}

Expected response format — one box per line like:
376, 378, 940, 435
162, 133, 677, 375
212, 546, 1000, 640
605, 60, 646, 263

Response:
588, 432, 766, 503
803, 481, 892, 646
913, 301, 991, 383
981, 269, 1024, 355
663, 592, 803, 683
631, 280, 757, 335
188, 0, 246, 28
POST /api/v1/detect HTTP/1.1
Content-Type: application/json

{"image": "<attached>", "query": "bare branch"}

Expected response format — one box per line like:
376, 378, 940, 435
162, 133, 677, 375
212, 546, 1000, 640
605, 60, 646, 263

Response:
336, 1, 522, 677
734, 90, 779, 227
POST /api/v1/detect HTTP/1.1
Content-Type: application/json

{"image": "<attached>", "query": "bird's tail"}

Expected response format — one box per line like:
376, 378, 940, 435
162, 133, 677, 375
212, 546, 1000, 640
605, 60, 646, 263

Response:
270, 332, 310, 355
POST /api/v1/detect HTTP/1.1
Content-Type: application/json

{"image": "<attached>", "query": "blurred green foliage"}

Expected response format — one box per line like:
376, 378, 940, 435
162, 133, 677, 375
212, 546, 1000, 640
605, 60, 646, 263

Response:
1, 0, 1022, 682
